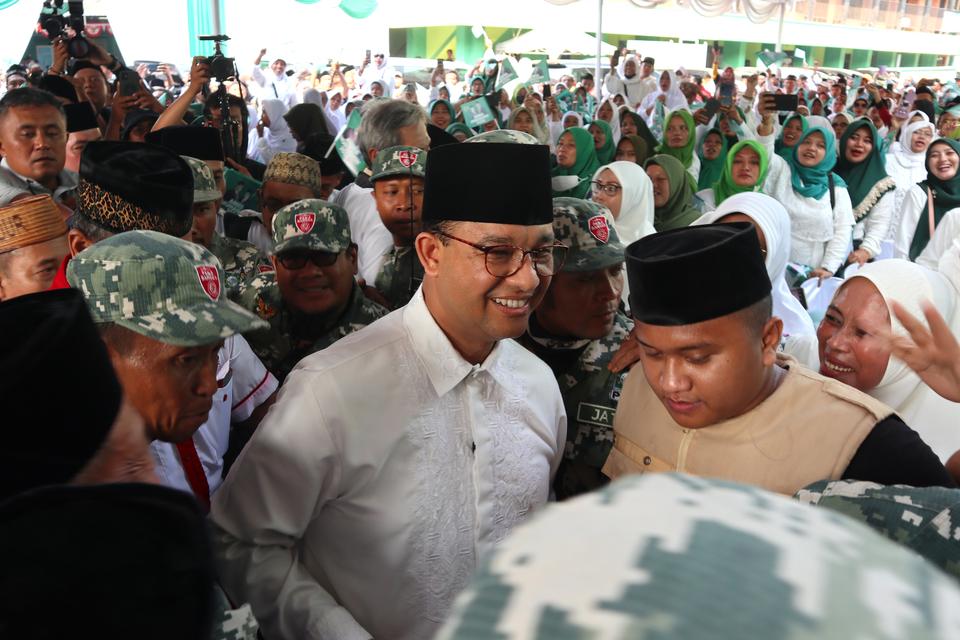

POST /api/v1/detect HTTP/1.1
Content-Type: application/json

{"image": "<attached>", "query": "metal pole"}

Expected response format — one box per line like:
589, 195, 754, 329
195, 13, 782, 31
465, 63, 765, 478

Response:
211, 0, 222, 35
596, 0, 603, 98
775, 2, 786, 51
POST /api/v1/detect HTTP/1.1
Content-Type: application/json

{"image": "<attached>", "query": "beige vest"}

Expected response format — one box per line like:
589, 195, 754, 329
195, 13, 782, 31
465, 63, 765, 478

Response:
601, 356, 894, 495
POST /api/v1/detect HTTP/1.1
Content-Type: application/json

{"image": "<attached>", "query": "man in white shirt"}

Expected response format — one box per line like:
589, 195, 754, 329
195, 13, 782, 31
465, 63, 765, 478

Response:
334, 99, 430, 284
211, 141, 568, 640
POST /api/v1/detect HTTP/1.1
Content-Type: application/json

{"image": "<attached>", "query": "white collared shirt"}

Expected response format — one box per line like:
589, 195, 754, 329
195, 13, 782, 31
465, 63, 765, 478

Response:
334, 181, 394, 284
211, 287, 566, 640
0, 158, 78, 207
150, 335, 277, 498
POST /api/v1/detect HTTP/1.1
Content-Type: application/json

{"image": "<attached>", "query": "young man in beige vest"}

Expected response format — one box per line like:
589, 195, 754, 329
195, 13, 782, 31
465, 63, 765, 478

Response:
603, 222, 954, 494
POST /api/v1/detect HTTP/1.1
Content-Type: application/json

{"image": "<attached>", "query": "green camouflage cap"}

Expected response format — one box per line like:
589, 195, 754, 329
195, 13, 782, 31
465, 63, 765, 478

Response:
271, 198, 351, 255
370, 146, 426, 181
797, 480, 960, 581
181, 156, 221, 204
437, 474, 960, 640
466, 129, 539, 145
66, 230, 267, 346
552, 197, 625, 272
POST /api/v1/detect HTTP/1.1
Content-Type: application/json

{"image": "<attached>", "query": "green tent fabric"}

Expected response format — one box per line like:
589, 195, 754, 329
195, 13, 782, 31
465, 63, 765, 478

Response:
0, 0, 20, 10
339, 0, 378, 18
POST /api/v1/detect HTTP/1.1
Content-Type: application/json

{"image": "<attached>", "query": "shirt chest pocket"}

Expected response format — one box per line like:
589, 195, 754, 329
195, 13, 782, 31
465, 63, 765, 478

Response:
601, 433, 674, 481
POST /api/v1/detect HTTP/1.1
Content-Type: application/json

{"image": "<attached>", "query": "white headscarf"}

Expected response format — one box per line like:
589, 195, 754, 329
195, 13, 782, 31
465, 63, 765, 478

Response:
324, 89, 347, 132
639, 70, 688, 121
698, 192, 816, 338
616, 55, 645, 88
845, 259, 960, 462
251, 98, 297, 164
887, 111, 936, 173
595, 97, 621, 142
561, 111, 584, 129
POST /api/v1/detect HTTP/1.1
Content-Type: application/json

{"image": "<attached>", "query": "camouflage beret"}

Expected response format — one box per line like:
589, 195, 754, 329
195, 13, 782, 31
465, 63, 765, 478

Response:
66, 230, 267, 346
263, 152, 323, 196
181, 156, 221, 204
271, 199, 351, 256
552, 197, 624, 272
466, 130, 540, 145
371, 146, 426, 181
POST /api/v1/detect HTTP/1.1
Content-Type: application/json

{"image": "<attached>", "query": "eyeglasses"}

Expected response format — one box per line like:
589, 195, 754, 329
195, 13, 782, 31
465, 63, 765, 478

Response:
591, 181, 622, 196
276, 250, 339, 270
374, 54, 385, 59
436, 231, 568, 278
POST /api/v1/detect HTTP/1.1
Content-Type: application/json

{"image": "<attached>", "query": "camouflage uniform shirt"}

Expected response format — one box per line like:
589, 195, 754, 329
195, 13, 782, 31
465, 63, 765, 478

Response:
208, 233, 271, 301
374, 245, 424, 310
520, 311, 633, 500
237, 273, 388, 381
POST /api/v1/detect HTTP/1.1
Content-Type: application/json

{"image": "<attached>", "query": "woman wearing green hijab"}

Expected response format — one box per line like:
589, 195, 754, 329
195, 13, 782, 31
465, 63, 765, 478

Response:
695, 128, 727, 192
835, 119, 897, 265
895, 138, 960, 261
614, 135, 651, 165
696, 139, 769, 211
553, 128, 600, 200
428, 99, 456, 130
775, 113, 807, 161
587, 120, 616, 165
446, 122, 474, 142
645, 154, 701, 231
655, 109, 699, 182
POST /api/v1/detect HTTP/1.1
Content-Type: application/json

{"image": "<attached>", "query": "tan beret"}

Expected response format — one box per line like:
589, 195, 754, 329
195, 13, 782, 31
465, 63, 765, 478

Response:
0, 195, 68, 253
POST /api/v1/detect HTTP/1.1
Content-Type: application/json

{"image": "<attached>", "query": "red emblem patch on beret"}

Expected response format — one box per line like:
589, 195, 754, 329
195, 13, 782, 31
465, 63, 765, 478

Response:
196, 265, 221, 301
588, 215, 609, 243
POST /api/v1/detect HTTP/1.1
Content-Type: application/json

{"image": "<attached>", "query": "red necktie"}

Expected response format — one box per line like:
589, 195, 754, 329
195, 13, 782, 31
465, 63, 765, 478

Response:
175, 439, 211, 513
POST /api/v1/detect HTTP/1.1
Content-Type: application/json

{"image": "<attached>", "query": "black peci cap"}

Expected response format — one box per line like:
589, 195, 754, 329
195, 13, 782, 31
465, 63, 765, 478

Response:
64, 102, 99, 133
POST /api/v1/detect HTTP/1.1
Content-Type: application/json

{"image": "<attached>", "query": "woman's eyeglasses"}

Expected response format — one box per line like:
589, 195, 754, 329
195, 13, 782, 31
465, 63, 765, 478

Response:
436, 231, 568, 278
591, 181, 622, 196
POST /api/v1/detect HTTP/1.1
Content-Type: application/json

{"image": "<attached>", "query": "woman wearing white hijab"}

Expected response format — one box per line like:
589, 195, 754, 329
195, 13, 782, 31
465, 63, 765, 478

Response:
639, 70, 688, 126
696, 192, 816, 339
603, 55, 654, 108
593, 97, 621, 143
814, 259, 960, 475
885, 111, 937, 216
248, 98, 298, 165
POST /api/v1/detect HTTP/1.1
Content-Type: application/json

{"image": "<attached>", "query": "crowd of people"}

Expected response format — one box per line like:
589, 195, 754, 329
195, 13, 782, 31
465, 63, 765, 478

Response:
4, 31, 960, 639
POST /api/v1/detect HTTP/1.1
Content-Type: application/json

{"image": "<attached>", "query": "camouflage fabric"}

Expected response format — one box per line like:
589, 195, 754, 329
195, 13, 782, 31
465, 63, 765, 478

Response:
211, 585, 259, 640
237, 274, 388, 381
553, 197, 625, 273
373, 245, 424, 309
796, 480, 960, 582
182, 155, 221, 203
271, 198, 351, 256
466, 129, 540, 144
370, 145, 427, 181
67, 229, 267, 346
521, 312, 633, 500
208, 232, 272, 301
437, 473, 960, 640
263, 151, 322, 195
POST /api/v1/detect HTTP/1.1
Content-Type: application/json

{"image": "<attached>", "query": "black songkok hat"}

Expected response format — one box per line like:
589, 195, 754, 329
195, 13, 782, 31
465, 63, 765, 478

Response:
0, 289, 120, 501
76, 140, 194, 236
0, 483, 215, 639
63, 101, 98, 133
626, 222, 771, 326
427, 122, 460, 149
145, 125, 225, 162
422, 143, 552, 225
38, 74, 78, 103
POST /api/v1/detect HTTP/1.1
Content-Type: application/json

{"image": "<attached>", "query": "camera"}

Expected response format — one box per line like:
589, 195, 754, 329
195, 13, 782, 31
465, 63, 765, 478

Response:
198, 34, 236, 82
41, 0, 89, 59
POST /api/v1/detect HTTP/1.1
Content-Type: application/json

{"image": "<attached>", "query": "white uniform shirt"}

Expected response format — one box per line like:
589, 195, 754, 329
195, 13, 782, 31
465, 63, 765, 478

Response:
211, 288, 566, 640
150, 335, 277, 497
334, 181, 394, 284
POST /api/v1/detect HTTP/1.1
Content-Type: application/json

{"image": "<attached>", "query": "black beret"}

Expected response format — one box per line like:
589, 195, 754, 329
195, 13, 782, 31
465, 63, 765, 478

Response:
0, 483, 215, 639
626, 222, 771, 325
0, 289, 120, 501
423, 143, 552, 225
38, 74, 78, 103
63, 101, 98, 133
76, 140, 194, 236
145, 125, 224, 162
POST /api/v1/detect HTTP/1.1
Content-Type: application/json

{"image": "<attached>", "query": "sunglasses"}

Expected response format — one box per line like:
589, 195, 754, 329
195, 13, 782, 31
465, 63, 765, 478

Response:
276, 250, 339, 270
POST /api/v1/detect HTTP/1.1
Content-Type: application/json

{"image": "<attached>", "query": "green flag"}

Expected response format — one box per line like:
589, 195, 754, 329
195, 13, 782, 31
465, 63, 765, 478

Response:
338, 0, 377, 19
461, 97, 498, 130
529, 60, 551, 86
333, 108, 366, 177
496, 58, 519, 91
756, 50, 788, 69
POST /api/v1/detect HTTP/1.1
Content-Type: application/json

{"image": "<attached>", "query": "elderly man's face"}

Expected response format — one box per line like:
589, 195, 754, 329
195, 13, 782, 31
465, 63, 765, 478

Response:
0, 105, 66, 183
271, 246, 358, 317
65, 128, 102, 173
635, 308, 781, 429
536, 264, 624, 340
0, 235, 69, 300
106, 333, 222, 443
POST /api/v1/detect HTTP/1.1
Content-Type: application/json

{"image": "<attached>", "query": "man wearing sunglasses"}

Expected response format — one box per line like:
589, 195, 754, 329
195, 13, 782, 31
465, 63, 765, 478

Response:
237, 198, 387, 382
212, 142, 567, 640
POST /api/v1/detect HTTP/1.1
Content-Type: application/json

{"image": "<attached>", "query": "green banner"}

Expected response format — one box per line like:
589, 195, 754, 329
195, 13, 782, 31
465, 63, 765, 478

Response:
529, 59, 551, 86
496, 58, 518, 91
461, 97, 497, 130
333, 108, 366, 177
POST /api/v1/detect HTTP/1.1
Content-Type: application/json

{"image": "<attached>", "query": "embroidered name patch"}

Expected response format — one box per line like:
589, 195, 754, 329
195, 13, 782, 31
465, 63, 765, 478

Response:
577, 402, 616, 428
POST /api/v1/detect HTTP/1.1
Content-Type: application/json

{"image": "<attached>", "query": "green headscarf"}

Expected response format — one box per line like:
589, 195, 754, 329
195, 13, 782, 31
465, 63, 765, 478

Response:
776, 114, 807, 161
553, 128, 601, 200
655, 110, 696, 170
712, 140, 770, 205
467, 75, 486, 97
910, 138, 960, 260
696, 128, 728, 191
590, 120, 616, 165
428, 99, 456, 127
446, 122, 474, 140
834, 119, 896, 221
620, 110, 658, 153
646, 154, 701, 232
617, 135, 652, 166
786, 126, 846, 201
